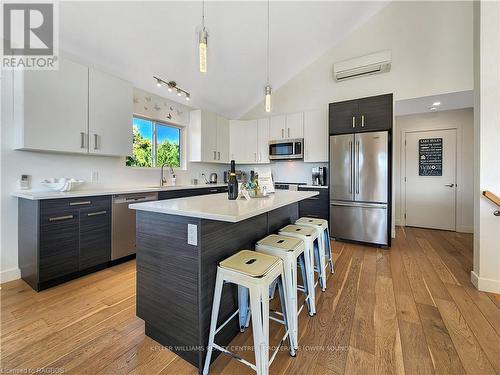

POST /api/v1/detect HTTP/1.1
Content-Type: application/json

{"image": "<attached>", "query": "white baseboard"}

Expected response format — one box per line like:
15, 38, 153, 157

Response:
0, 267, 21, 284
471, 271, 500, 293
457, 225, 474, 234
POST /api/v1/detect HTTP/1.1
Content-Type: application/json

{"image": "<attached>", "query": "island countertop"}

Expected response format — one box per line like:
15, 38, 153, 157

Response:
129, 190, 318, 222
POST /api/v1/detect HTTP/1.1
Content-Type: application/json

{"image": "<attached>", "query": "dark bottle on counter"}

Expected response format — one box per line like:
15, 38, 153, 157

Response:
228, 160, 238, 200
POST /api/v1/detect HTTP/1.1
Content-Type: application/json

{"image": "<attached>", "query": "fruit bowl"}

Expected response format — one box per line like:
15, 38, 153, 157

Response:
40, 178, 85, 192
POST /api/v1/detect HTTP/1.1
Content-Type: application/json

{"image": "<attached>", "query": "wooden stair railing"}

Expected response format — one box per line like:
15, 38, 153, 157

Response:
482, 191, 500, 216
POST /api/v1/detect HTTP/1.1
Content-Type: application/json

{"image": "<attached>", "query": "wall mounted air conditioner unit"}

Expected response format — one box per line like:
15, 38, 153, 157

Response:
333, 50, 392, 82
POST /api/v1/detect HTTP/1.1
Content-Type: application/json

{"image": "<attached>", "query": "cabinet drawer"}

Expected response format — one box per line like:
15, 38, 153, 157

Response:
41, 195, 111, 215
39, 213, 80, 282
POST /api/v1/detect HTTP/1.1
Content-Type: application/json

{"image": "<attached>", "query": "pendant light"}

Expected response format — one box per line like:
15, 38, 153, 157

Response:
199, 0, 208, 73
264, 0, 272, 112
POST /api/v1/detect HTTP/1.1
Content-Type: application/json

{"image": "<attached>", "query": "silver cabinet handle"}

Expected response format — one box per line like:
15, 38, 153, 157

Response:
209, 189, 218, 193
87, 210, 107, 217
308, 197, 320, 200
48, 214, 74, 222
69, 201, 91, 206
93, 134, 99, 150
361, 115, 365, 127
445, 184, 455, 187
288, 128, 290, 138
213, 151, 216, 160
281, 128, 284, 138
352, 116, 356, 128
254, 153, 257, 162
80, 132, 86, 149
218, 152, 221, 160
259, 152, 262, 162
349, 141, 353, 193
356, 141, 360, 194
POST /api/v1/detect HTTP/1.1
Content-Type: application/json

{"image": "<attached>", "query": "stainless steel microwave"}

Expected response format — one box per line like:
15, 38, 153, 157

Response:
269, 138, 303, 160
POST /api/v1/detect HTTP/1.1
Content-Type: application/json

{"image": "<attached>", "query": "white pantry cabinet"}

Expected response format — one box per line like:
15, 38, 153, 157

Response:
11, 57, 133, 156
257, 118, 270, 163
88, 68, 133, 156
269, 113, 304, 140
229, 120, 258, 164
188, 110, 229, 163
216, 115, 230, 163
303, 109, 328, 162
13, 57, 89, 153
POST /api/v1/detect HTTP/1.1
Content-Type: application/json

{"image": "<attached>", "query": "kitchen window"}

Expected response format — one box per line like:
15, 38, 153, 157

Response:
126, 116, 182, 168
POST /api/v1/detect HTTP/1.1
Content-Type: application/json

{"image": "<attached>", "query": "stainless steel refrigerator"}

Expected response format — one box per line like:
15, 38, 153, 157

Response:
329, 131, 389, 246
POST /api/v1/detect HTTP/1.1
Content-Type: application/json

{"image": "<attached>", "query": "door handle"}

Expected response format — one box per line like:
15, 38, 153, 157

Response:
218, 152, 221, 160
281, 128, 284, 138
93, 134, 99, 150
69, 201, 91, 206
213, 151, 216, 160
361, 115, 365, 127
254, 153, 257, 161
48, 214, 74, 222
288, 128, 290, 138
87, 210, 107, 217
349, 141, 353, 193
259, 152, 262, 162
352, 116, 356, 128
355, 141, 360, 194
445, 184, 455, 187
80, 132, 86, 149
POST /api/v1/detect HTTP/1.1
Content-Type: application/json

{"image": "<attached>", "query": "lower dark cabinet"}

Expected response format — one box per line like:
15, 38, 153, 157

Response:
79, 207, 111, 269
19, 195, 112, 291
298, 187, 329, 221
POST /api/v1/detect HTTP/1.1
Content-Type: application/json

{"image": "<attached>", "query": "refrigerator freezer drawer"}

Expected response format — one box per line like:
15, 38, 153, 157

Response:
330, 203, 388, 246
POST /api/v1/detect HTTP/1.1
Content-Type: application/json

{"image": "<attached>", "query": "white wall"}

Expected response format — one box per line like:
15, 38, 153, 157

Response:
243, 1, 473, 120
472, 1, 500, 294
394, 109, 474, 233
238, 161, 328, 186
0, 76, 228, 282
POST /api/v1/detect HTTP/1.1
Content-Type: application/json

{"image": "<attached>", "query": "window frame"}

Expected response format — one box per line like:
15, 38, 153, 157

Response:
130, 114, 185, 169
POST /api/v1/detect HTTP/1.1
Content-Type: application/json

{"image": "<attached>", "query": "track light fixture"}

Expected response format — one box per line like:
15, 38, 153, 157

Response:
154, 76, 191, 101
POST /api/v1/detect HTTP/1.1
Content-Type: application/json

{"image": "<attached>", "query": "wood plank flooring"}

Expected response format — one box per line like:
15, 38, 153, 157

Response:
1, 227, 500, 374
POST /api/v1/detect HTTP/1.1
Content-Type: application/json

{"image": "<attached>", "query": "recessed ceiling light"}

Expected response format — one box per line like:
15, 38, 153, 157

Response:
429, 106, 437, 111
432, 101, 441, 106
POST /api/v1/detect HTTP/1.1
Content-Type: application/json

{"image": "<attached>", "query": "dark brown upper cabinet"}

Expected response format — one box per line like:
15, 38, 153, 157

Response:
329, 93, 393, 135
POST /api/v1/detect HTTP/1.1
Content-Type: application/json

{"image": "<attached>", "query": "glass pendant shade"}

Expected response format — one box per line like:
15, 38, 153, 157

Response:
199, 29, 208, 73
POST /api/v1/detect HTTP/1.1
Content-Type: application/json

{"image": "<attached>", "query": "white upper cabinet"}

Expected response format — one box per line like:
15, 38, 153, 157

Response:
269, 115, 286, 140
257, 118, 270, 164
11, 57, 133, 156
303, 109, 328, 162
189, 110, 229, 163
269, 113, 304, 140
14, 57, 89, 153
285, 112, 304, 139
216, 115, 230, 163
229, 120, 258, 164
88, 68, 133, 156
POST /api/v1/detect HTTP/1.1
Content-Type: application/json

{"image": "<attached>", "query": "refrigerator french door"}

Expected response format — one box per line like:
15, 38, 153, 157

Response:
329, 131, 389, 246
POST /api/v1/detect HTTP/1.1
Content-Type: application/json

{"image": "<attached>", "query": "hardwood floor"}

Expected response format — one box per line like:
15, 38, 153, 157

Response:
1, 227, 499, 374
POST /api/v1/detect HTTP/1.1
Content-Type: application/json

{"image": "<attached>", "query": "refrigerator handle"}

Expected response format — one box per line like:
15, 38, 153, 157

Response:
349, 141, 353, 193
356, 140, 360, 194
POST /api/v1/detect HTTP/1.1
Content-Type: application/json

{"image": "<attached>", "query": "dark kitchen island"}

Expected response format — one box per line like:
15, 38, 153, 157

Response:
129, 190, 318, 372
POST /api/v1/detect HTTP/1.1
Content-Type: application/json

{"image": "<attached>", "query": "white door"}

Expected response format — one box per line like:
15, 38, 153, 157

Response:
286, 112, 304, 139
405, 129, 457, 231
304, 109, 328, 162
88, 68, 133, 156
22, 57, 89, 153
216, 115, 229, 163
257, 118, 270, 163
270, 115, 286, 140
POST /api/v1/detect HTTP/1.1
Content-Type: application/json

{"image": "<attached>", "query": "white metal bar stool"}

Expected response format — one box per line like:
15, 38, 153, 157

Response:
255, 234, 312, 350
296, 217, 334, 277
203, 250, 295, 375
278, 224, 319, 315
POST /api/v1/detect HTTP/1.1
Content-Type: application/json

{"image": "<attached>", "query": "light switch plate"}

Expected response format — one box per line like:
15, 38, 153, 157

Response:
187, 224, 198, 246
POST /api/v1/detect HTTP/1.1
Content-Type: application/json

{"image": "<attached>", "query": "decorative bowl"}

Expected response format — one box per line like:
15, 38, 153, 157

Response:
41, 178, 85, 192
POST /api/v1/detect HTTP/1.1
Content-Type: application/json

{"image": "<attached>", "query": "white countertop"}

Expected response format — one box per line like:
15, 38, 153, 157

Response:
301, 185, 328, 189
129, 190, 319, 223
11, 184, 228, 200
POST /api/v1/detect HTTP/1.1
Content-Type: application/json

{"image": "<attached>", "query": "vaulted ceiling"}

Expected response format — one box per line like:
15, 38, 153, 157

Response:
60, 1, 388, 119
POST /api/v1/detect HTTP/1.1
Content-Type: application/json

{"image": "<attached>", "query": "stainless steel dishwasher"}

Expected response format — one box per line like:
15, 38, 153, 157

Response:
112, 192, 158, 260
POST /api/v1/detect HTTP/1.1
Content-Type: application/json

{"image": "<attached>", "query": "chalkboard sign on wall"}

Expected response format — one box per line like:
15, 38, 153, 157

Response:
419, 138, 443, 176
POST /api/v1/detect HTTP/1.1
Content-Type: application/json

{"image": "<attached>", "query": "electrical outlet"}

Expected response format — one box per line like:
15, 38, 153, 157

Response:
91, 171, 99, 183
187, 224, 198, 246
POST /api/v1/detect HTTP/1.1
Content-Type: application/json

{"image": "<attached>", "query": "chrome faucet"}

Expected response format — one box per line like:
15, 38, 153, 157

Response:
160, 163, 175, 186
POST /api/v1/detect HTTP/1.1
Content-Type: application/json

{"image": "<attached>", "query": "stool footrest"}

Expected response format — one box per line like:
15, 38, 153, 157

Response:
215, 309, 240, 335
212, 343, 257, 371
